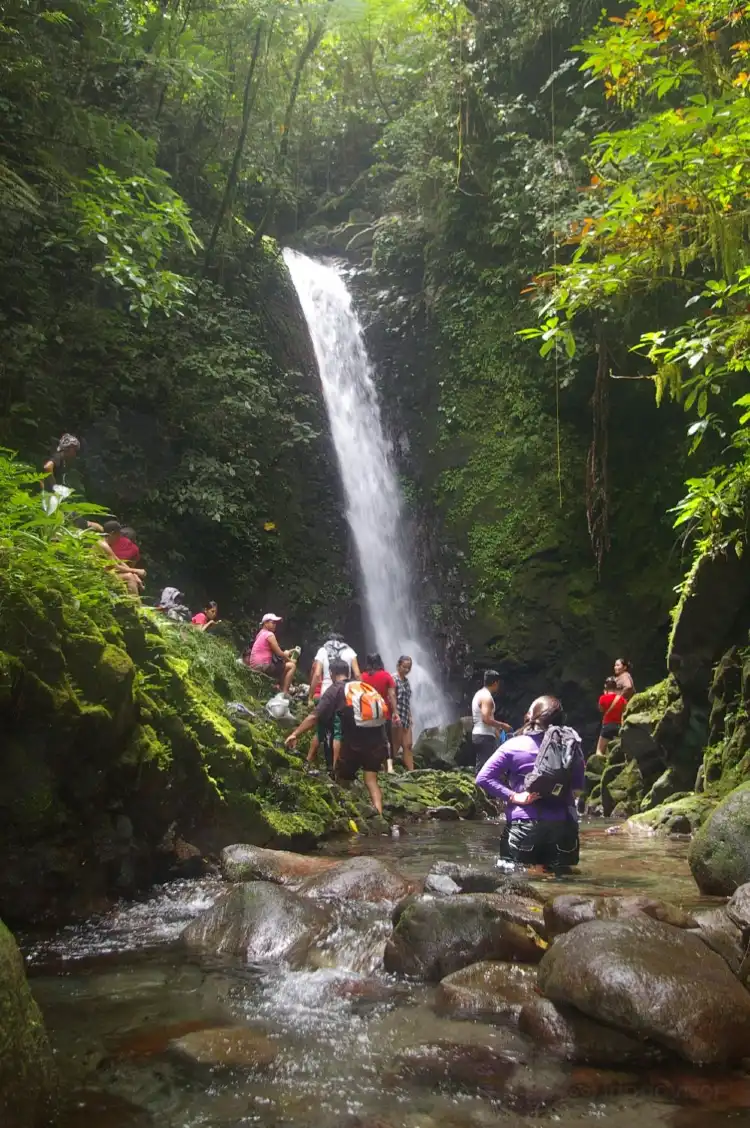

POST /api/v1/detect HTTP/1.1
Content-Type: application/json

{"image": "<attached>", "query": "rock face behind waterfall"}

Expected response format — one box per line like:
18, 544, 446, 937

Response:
536, 915, 750, 1064
0, 919, 56, 1127
181, 882, 330, 965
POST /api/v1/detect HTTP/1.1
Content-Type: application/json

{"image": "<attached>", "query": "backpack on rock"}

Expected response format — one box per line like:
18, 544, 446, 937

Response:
524, 725, 584, 798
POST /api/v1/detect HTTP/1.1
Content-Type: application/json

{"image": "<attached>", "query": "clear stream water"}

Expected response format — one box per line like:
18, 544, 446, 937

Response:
283, 250, 449, 736
24, 821, 743, 1128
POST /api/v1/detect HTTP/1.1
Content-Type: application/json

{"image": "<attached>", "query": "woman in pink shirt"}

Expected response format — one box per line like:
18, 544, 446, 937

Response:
192, 601, 219, 631
245, 613, 297, 694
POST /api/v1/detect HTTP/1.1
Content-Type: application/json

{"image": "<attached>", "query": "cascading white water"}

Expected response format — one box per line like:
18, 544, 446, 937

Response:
283, 249, 450, 736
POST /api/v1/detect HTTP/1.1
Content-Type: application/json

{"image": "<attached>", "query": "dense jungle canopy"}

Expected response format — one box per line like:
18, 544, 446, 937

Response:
1, 0, 749, 703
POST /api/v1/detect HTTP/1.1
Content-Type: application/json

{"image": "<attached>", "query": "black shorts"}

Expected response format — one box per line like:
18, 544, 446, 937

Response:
506, 818, 579, 868
335, 737, 388, 780
600, 722, 620, 740
472, 733, 497, 772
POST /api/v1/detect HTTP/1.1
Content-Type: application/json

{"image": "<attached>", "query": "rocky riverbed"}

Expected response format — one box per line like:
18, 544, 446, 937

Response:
6, 820, 750, 1128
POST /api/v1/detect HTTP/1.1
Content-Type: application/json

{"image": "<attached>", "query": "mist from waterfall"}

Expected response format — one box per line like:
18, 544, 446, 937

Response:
283, 249, 450, 736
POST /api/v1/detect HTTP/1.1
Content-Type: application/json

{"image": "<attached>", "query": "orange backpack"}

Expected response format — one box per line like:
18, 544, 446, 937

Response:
345, 681, 387, 728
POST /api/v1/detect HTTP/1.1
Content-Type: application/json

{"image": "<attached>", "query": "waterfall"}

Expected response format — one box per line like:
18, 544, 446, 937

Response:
283, 249, 450, 736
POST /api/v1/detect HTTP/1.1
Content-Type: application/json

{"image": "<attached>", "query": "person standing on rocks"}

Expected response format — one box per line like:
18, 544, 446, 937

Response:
286, 658, 389, 815
306, 634, 360, 770
391, 655, 415, 772
594, 657, 635, 757
475, 695, 584, 868
472, 670, 512, 771
42, 432, 80, 514
361, 653, 399, 774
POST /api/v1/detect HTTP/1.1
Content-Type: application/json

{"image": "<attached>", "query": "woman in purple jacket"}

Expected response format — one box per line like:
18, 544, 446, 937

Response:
475, 695, 583, 868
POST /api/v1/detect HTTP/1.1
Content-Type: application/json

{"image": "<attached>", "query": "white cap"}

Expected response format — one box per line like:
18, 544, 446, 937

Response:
261, 612, 282, 623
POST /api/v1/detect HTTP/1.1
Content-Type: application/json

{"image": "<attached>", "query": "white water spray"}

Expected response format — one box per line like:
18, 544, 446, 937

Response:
284, 249, 450, 735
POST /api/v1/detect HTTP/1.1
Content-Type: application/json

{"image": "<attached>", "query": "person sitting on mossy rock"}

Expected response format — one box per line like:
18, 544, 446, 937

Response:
245, 613, 297, 695
192, 600, 220, 631
95, 526, 147, 596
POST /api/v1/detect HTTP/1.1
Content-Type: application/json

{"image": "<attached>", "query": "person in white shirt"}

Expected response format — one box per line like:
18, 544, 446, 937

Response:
472, 669, 512, 771
306, 635, 361, 770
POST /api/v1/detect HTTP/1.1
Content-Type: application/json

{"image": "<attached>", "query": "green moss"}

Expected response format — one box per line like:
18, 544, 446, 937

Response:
629, 793, 715, 835
600, 758, 643, 816
0, 918, 56, 1123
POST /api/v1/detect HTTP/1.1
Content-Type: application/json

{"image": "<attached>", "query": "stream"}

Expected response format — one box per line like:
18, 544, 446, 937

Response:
25, 822, 739, 1128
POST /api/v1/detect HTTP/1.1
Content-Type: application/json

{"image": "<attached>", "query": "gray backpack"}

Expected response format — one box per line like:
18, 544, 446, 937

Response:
524, 725, 584, 798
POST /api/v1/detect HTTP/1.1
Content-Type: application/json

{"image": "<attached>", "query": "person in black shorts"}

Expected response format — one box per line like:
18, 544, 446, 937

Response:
285, 658, 389, 814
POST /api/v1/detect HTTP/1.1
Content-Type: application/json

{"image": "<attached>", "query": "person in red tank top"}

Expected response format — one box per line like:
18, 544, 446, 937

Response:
597, 675, 629, 754
361, 653, 399, 774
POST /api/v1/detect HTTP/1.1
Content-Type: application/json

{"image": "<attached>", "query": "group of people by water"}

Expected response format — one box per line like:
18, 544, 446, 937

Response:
472, 659, 635, 869
244, 614, 415, 817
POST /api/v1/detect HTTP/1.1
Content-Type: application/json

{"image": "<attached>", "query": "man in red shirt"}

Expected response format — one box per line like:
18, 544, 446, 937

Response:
102, 520, 141, 563
361, 653, 399, 773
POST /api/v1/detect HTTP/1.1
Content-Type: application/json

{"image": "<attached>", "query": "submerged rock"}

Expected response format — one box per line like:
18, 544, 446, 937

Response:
220, 844, 338, 885
688, 784, 750, 895
383, 894, 545, 980
168, 1026, 278, 1071
391, 1041, 566, 1108
425, 860, 545, 899
537, 915, 750, 1064
0, 918, 56, 1128
181, 881, 329, 965
437, 961, 538, 1018
518, 997, 664, 1066
543, 893, 697, 939
297, 856, 415, 903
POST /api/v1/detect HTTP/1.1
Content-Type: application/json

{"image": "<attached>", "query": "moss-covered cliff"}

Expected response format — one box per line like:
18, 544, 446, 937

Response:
585, 551, 750, 834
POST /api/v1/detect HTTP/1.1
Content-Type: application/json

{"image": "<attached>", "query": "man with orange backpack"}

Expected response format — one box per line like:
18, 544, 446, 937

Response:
285, 658, 389, 815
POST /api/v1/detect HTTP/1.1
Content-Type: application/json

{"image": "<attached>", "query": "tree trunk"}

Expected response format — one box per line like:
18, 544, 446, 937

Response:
202, 21, 265, 274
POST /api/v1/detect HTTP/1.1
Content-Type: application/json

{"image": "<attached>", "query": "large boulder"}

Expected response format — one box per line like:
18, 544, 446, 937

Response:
426, 861, 545, 899
383, 894, 545, 980
688, 784, 750, 895
537, 916, 750, 1064
693, 907, 750, 984
297, 856, 416, 903
543, 893, 697, 939
437, 961, 538, 1019
220, 844, 338, 885
518, 997, 664, 1066
181, 882, 329, 965
412, 719, 472, 770
0, 919, 56, 1127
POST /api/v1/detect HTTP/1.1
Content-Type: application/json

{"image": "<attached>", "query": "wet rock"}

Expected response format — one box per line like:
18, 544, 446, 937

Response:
544, 893, 697, 938
220, 844, 338, 885
297, 856, 415, 903
426, 860, 545, 899
427, 806, 460, 821
726, 881, 750, 933
693, 906, 750, 983
438, 961, 538, 1018
518, 997, 664, 1066
181, 881, 330, 965
383, 894, 544, 980
391, 1041, 565, 1108
689, 783, 750, 895
168, 1026, 278, 1071
412, 719, 472, 770
112, 1019, 225, 1059
424, 872, 461, 896
0, 918, 56, 1128
537, 915, 750, 1064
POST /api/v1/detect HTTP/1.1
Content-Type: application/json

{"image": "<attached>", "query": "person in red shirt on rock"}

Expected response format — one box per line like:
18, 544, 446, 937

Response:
102, 520, 141, 563
361, 653, 399, 774
192, 601, 220, 631
596, 676, 628, 755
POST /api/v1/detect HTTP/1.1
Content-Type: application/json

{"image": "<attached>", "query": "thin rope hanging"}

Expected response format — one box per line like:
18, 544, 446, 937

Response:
549, 24, 563, 509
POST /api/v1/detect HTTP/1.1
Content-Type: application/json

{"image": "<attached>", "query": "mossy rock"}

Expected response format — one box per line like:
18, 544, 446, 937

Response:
688, 784, 750, 895
600, 759, 643, 817
0, 919, 56, 1127
628, 793, 714, 836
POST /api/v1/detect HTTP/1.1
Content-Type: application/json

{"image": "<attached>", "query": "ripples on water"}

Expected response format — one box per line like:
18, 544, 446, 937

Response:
24, 823, 736, 1128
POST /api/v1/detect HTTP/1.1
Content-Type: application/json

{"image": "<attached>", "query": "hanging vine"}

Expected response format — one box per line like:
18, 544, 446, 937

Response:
586, 331, 610, 575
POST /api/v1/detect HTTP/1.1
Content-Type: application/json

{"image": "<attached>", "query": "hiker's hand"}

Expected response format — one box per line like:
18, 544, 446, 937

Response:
499, 722, 513, 733
393, 713, 401, 726
511, 791, 539, 805
285, 732, 298, 749
283, 649, 292, 659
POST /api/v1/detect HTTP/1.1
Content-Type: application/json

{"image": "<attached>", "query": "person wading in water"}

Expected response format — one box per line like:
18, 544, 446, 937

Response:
471, 670, 512, 771
475, 695, 584, 868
